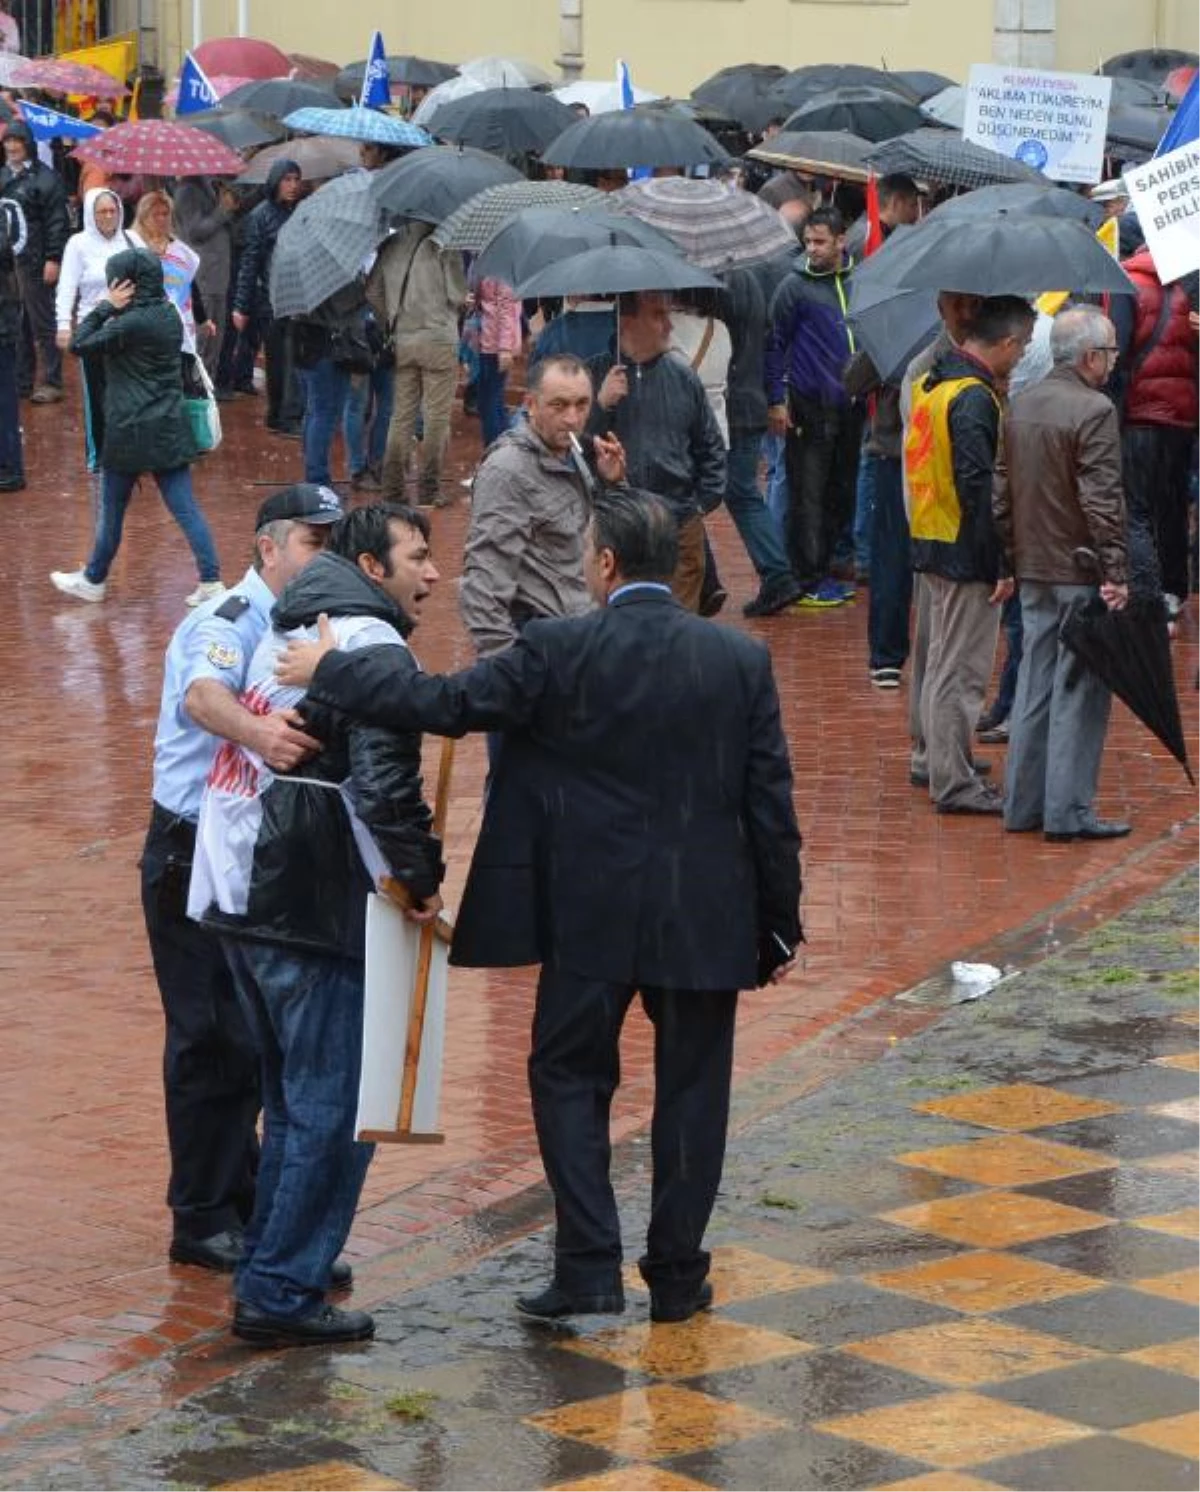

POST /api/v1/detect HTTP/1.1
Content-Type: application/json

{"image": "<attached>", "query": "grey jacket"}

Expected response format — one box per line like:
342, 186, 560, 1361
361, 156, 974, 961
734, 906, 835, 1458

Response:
172, 179, 232, 302
367, 222, 466, 353
460, 420, 593, 658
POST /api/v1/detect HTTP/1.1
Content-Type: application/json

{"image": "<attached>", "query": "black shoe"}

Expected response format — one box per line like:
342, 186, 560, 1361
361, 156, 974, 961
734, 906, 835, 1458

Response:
977, 722, 1010, 745
170, 1229, 244, 1272
699, 586, 728, 619
0, 475, 26, 492
515, 1284, 625, 1321
649, 1280, 714, 1324
214, 388, 237, 404
329, 1258, 353, 1293
1045, 820, 1131, 843
232, 1301, 375, 1347
743, 577, 804, 618
936, 791, 1004, 816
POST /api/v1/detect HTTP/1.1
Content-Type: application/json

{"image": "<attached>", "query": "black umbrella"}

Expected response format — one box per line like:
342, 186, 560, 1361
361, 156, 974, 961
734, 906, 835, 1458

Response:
221, 78, 342, 118
847, 279, 938, 384
474, 206, 677, 287
925, 181, 1105, 229
188, 108, 284, 152
1109, 76, 1168, 107
515, 244, 719, 300
1060, 594, 1194, 784
369, 144, 523, 225
892, 69, 957, 102
691, 62, 787, 132
1100, 48, 1198, 86
747, 129, 873, 182
1106, 103, 1171, 154
424, 87, 577, 157
767, 65, 919, 113
541, 108, 730, 169
781, 87, 928, 143
865, 128, 1047, 189
335, 55, 458, 101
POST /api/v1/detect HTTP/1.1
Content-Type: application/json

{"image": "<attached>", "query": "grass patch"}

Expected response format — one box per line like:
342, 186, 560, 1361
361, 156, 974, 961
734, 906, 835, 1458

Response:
385, 1390, 437, 1421
760, 1192, 802, 1211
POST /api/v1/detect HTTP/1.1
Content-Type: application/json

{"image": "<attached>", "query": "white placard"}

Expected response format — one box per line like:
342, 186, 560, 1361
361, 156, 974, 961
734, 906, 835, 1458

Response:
1123, 144, 1200, 285
963, 63, 1112, 185
356, 892, 449, 1139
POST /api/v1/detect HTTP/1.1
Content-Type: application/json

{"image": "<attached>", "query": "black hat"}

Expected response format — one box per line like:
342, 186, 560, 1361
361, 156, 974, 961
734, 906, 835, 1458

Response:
255, 483, 344, 531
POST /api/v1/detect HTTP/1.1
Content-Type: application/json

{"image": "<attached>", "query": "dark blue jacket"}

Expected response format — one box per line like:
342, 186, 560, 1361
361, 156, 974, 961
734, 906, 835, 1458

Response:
765, 254, 856, 408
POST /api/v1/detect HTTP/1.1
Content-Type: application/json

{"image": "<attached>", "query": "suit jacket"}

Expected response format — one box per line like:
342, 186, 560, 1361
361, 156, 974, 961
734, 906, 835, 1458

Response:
305, 588, 803, 991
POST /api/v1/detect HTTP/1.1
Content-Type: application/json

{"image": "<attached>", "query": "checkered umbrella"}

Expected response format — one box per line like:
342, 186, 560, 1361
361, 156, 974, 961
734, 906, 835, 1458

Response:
72, 119, 244, 176
282, 106, 431, 149
613, 176, 797, 271
434, 180, 605, 250
12, 57, 128, 98
865, 128, 1046, 190
269, 172, 387, 318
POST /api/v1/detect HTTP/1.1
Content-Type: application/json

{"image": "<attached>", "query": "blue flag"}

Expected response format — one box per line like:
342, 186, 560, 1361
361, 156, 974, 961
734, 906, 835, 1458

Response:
20, 102, 103, 143
361, 31, 390, 110
1155, 75, 1198, 158
176, 51, 219, 115
617, 59, 650, 180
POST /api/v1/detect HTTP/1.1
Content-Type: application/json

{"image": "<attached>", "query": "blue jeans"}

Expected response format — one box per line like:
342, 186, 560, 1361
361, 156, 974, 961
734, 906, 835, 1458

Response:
0, 343, 22, 479
852, 438, 875, 572
724, 429, 793, 588
223, 940, 374, 1319
300, 358, 351, 485
477, 352, 511, 448
86, 466, 220, 585
867, 456, 912, 671
762, 432, 788, 533
988, 590, 1024, 723
344, 365, 394, 476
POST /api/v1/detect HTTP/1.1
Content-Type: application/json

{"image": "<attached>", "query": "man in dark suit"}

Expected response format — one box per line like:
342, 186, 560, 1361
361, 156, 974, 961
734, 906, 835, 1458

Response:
280, 490, 804, 1324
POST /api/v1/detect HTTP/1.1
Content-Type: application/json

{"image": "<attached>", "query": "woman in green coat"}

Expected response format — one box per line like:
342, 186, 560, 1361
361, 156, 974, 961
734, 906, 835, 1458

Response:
49, 247, 225, 607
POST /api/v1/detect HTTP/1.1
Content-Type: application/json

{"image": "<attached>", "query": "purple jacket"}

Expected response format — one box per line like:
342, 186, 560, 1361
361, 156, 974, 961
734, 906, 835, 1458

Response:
765, 255, 856, 408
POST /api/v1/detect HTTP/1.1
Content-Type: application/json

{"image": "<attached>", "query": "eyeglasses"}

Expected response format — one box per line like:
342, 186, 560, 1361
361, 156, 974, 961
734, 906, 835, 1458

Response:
1091, 344, 1119, 355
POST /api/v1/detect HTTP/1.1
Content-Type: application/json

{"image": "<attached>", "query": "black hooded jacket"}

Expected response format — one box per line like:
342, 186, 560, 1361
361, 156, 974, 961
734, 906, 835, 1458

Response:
0, 123, 70, 269
233, 157, 299, 318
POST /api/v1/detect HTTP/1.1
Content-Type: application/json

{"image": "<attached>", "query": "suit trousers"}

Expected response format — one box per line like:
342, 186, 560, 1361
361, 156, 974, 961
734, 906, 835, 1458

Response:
921, 573, 1000, 808
382, 343, 458, 502
1004, 581, 1112, 835
529, 968, 737, 1296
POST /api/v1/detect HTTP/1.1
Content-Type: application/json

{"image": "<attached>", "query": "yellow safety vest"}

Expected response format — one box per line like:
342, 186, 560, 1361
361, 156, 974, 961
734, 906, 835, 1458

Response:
905, 375, 1000, 544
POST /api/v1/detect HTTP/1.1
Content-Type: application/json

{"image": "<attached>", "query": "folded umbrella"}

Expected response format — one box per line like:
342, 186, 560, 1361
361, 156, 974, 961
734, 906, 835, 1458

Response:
865, 127, 1047, 190
237, 135, 361, 184
434, 179, 606, 250
188, 108, 284, 153
335, 55, 457, 101
221, 77, 342, 118
746, 129, 873, 181
474, 206, 677, 288
12, 57, 128, 97
73, 119, 244, 176
282, 106, 431, 149
424, 87, 577, 157
541, 108, 729, 170
1060, 594, 1194, 784
781, 87, 927, 142
515, 243, 720, 300
269, 171, 386, 318
613, 175, 796, 271
370, 144, 523, 225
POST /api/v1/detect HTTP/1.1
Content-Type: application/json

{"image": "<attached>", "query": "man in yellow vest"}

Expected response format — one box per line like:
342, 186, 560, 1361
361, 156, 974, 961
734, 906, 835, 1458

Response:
906, 295, 1035, 814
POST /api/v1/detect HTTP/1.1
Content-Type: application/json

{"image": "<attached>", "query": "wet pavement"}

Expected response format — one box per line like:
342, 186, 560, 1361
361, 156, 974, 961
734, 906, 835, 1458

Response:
1, 372, 1197, 1485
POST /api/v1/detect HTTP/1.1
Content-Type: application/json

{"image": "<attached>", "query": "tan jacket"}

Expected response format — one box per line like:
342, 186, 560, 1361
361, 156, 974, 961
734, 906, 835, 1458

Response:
993, 365, 1127, 587
367, 223, 466, 352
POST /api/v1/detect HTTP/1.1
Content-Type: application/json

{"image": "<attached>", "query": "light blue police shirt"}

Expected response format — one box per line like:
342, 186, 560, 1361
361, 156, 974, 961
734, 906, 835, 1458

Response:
151, 567, 276, 821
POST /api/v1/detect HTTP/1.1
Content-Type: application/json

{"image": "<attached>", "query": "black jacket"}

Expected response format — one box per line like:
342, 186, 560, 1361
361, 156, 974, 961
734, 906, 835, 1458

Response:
0, 125, 70, 270
585, 346, 727, 521
720, 249, 797, 438
305, 587, 803, 991
233, 158, 298, 318
909, 347, 1005, 584
70, 248, 197, 475
0, 200, 21, 347
198, 553, 443, 960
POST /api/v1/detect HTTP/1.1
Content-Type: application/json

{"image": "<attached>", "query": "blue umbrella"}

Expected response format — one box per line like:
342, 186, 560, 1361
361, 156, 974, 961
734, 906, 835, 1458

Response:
282, 106, 431, 148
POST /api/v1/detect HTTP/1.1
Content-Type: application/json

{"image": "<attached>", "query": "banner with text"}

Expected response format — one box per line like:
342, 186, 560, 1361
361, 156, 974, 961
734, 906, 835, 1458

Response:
1123, 144, 1200, 284
963, 64, 1112, 185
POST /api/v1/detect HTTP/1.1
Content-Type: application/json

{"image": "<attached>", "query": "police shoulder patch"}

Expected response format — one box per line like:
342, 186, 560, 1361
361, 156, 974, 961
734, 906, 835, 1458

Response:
206, 642, 241, 670
214, 594, 252, 622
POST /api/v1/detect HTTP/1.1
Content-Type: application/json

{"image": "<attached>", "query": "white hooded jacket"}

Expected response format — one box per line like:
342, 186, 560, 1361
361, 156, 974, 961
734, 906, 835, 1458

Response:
55, 187, 130, 334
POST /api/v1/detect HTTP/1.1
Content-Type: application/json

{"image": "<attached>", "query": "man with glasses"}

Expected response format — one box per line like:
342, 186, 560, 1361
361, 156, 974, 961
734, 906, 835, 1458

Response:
994, 305, 1130, 843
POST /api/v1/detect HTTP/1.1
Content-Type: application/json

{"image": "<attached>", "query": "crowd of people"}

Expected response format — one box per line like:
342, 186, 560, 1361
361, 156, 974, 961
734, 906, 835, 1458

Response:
0, 46, 1195, 1348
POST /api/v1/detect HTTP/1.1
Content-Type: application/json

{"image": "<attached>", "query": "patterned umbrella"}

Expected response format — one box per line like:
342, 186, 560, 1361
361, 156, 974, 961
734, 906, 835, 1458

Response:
541, 109, 729, 170
433, 179, 605, 250
0, 54, 30, 88
425, 87, 577, 156
236, 135, 361, 184
865, 128, 1048, 189
72, 119, 244, 175
221, 78, 343, 118
370, 145, 522, 226
12, 58, 128, 98
282, 106, 431, 149
612, 176, 796, 271
270, 172, 386, 317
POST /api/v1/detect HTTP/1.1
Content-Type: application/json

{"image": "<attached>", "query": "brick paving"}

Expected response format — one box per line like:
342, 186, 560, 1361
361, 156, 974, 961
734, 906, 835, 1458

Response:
0, 374, 1196, 1457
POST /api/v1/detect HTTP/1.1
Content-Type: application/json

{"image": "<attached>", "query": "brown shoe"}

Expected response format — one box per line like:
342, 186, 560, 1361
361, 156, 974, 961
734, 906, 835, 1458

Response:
30, 384, 63, 404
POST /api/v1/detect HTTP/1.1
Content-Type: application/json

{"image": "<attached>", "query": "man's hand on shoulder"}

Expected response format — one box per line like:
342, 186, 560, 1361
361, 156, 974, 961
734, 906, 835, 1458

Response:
277, 613, 338, 689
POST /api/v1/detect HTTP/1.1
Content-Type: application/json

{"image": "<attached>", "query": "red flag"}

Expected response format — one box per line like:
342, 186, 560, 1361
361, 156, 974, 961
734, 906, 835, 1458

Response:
864, 173, 884, 259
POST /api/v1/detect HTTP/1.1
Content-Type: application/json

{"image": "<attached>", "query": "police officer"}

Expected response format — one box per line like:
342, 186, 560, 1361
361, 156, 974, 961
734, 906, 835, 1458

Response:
142, 483, 344, 1271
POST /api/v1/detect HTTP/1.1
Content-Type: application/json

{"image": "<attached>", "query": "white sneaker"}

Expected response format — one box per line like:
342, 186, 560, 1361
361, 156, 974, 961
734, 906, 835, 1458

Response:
186, 580, 227, 608
50, 568, 106, 603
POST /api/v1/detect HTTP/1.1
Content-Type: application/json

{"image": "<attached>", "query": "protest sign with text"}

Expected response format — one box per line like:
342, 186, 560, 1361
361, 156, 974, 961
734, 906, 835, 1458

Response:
963, 64, 1112, 185
1123, 144, 1200, 284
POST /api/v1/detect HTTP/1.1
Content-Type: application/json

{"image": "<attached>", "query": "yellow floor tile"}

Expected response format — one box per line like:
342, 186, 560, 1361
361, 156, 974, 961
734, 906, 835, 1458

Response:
844, 1317, 1097, 1387
867, 1249, 1102, 1314
1132, 1206, 1200, 1238
621, 1245, 833, 1304
1116, 1411, 1200, 1458
1173, 1010, 1199, 1026
915, 1083, 1121, 1132
1135, 1151, 1200, 1178
549, 1468, 715, 1491
1125, 1338, 1199, 1376
873, 1476, 1008, 1491
882, 1190, 1112, 1248
1154, 1051, 1199, 1072
560, 1315, 811, 1379
217, 1465, 407, 1491
819, 1391, 1088, 1469
898, 1134, 1113, 1187
526, 1385, 787, 1461
1149, 1097, 1200, 1124
1130, 1268, 1200, 1305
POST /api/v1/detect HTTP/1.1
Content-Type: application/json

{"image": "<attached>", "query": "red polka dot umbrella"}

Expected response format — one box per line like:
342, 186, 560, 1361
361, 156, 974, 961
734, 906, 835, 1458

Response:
11, 57, 129, 97
72, 119, 246, 176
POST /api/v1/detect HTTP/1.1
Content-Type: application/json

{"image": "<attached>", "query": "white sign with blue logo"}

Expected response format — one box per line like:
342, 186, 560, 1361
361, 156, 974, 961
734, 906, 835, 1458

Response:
962, 64, 1112, 185
1123, 144, 1200, 284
